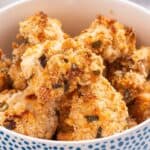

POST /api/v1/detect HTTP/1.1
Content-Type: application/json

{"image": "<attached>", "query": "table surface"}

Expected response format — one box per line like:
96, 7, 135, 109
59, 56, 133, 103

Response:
0, 0, 150, 9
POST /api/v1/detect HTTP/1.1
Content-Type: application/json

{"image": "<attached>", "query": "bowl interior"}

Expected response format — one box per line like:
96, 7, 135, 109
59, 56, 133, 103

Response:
0, 0, 150, 56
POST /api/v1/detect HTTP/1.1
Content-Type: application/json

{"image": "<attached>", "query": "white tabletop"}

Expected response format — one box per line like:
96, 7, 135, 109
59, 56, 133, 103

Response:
0, 0, 150, 9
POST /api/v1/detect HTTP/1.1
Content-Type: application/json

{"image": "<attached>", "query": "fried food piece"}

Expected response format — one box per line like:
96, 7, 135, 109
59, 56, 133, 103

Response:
107, 47, 150, 103
9, 12, 69, 90
75, 16, 136, 63
57, 76, 129, 140
0, 49, 11, 91
19, 11, 68, 44
21, 47, 104, 100
109, 71, 146, 103
128, 82, 150, 123
0, 87, 58, 139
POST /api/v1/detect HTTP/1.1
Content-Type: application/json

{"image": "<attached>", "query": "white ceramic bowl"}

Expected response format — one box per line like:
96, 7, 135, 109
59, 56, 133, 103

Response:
0, 0, 150, 149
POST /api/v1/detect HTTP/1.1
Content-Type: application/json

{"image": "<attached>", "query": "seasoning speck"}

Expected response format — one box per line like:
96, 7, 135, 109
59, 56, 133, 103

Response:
96, 127, 102, 138
52, 82, 62, 89
91, 40, 102, 49
64, 79, 69, 92
93, 70, 101, 76
3, 118, 16, 130
85, 115, 99, 122
39, 54, 47, 68
71, 63, 78, 71
0, 102, 9, 112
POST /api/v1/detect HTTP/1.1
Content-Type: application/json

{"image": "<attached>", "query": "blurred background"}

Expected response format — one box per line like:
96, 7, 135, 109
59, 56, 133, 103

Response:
0, 0, 150, 9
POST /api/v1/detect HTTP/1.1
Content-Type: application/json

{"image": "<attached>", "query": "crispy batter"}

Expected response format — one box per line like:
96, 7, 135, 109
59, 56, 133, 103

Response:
9, 12, 69, 90
21, 47, 104, 101
57, 76, 128, 140
75, 16, 136, 63
107, 47, 150, 103
128, 82, 150, 123
109, 71, 146, 103
0, 12, 149, 140
19, 11, 68, 44
0, 87, 58, 139
0, 49, 11, 91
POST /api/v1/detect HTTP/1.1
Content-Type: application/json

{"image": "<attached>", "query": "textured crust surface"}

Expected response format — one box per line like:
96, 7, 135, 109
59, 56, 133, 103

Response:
0, 49, 11, 91
57, 76, 128, 140
128, 82, 150, 123
75, 16, 136, 63
0, 87, 58, 139
0, 12, 149, 140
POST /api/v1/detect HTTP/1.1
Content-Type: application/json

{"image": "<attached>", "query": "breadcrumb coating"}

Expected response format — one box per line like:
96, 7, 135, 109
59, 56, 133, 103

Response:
57, 76, 128, 140
19, 12, 68, 44
0, 12, 149, 140
0, 87, 58, 139
0, 49, 11, 91
75, 16, 136, 63
128, 82, 150, 123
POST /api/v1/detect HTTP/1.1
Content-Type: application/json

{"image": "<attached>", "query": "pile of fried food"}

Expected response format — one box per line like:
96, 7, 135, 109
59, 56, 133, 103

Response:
0, 12, 149, 141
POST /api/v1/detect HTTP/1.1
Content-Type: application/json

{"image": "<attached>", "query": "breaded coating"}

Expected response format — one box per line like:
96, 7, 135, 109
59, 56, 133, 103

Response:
19, 12, 68, 44
107, 47, 150, 103
75, 16, 136, 63
21, 47, 104, 100
57, 76, 129, 140
128, 82, 150, 123
109, 71, 146, 103
0, 87, 58, 139
0, 49, 11, 91
9, 12, 69, 90
9, 43, 29, 90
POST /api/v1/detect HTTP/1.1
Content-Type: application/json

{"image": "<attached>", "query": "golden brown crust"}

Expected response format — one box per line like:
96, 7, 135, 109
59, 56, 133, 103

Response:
0, 87, 58, 139
57, 76, 128, 140
0, 49, 12, 91
128, 82, 150, 123
75, 15, 136, 63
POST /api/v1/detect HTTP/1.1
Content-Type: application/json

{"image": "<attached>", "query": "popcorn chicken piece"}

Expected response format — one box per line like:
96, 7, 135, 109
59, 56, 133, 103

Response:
107, 47, 150, 103
109, 71, 146, 103
0, 87, 58, 139
75, 16, 136, 63
57, 76, 129, 140
21, 47, 104, 101
9, 12, 69, 90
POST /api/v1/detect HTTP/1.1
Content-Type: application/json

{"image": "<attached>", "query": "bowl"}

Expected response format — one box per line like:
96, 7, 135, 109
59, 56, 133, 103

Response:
0, 0, 150, 149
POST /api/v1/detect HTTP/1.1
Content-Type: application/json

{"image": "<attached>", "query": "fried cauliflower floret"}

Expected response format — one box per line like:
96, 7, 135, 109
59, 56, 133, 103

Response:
0, 87, 58, 139
19, 11, 68, 44
128, 82, 150, 123
0, 49, 11, 91
75, 16, 136, 63
20, 47, 104, 100
57, 76, 129, 140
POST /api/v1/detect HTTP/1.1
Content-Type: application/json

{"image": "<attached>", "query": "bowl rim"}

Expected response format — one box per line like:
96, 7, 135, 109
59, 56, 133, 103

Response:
0, 0, 150, 144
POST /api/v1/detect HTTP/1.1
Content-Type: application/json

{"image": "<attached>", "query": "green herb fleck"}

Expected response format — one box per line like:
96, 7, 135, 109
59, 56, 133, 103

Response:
91, 40, 102, 49
85, 115, 99, 122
